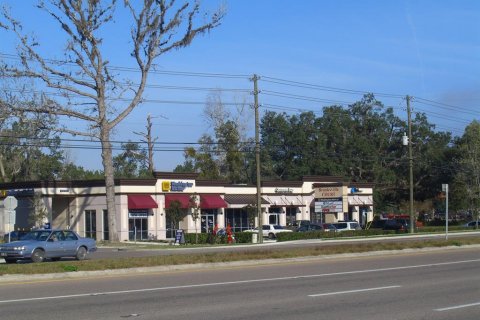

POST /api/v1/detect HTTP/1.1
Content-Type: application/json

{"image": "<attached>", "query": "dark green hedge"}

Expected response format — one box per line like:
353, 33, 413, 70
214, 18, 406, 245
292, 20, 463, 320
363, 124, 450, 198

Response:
275, 229, 397, 242
183, 232, 252, 245
159, 225, 476, 245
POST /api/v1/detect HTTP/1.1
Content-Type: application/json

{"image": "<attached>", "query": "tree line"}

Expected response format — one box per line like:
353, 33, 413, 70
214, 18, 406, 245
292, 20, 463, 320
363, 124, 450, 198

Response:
174, 94, 480, 216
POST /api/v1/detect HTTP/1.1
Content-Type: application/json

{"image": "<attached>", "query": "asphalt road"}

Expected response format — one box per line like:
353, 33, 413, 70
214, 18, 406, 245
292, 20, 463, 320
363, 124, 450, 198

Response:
0, 246, 479, 319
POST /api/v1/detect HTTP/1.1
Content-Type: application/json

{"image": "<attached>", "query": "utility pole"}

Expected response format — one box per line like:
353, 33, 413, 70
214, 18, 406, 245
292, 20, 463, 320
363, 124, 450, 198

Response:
253, 74, 263, 243
407, 95, 415, 233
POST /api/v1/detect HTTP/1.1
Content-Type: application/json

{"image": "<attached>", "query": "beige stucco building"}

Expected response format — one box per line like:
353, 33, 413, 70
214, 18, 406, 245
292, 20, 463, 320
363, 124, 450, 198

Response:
0, 173, 374, 241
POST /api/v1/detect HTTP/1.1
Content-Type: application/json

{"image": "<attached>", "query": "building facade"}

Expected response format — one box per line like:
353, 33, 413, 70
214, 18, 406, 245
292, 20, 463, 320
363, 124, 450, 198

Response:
0, 173, 374, 241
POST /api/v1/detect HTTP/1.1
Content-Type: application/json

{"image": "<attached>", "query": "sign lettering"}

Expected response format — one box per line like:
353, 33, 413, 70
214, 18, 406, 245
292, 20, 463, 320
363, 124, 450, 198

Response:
275, 188, 294, 194
314, 186, 343, 198
162, 181, 193, 192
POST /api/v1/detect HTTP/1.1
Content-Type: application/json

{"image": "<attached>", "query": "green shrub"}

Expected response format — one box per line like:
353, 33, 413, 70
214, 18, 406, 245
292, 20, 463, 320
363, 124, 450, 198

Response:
183, 232, 252, 245
417, 225, 466, 233
276, 229, 396, 242
234, 232, 253, 243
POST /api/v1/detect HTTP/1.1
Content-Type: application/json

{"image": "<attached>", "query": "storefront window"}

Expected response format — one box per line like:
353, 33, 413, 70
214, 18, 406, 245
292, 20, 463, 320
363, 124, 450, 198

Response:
85, 210, 96, 239
286, 207, 297, 226
225, 208, 249, 233
103, 209, 109, 241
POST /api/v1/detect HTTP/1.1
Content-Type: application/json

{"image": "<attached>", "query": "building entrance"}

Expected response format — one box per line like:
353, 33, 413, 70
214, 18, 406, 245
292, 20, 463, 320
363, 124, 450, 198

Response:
201, 209, 217, 233
128, 210, 149, 241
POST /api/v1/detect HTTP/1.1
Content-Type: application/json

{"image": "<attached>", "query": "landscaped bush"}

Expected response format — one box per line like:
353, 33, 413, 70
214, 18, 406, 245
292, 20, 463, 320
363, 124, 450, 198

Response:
417, 225, 468, 233
275, 229, 396, 242
425, 219, 462, 227
183, 231, 252, 245
234, 232, 253, 243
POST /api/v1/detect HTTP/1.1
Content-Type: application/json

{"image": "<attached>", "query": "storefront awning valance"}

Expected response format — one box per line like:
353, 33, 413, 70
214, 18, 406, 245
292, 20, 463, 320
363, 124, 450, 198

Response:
348, 195, 373, 205
128, 195, 158, 209
200, 194, 228, 209
263, 195, 286, 206
224, 194, 269, 206
263, 195, 312, 207
165, 194, 191, 209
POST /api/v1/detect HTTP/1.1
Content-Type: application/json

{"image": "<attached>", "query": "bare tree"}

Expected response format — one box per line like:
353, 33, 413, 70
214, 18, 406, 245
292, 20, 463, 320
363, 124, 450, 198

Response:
0, 0, 225, 241
134, 114, 161, 175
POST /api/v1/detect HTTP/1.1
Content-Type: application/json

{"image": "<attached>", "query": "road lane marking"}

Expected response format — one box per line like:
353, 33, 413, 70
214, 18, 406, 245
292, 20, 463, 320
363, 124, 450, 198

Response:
308, 285, 401, 297
1, 259, 479, 304
435, 302, 480, 312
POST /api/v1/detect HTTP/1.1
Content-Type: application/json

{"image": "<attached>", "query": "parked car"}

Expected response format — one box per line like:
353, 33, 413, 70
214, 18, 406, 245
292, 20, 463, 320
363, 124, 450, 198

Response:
244, 225, 292, 239
464, 221, 480, 228
297, 224, 324, 232
287, 220, 312, 231
3, 230, 28, 243
383, 219, 408, 232
322, 223, 337, 231
332, 221, 361, 232
0, 229, 97, 263
368, 219, 388, 230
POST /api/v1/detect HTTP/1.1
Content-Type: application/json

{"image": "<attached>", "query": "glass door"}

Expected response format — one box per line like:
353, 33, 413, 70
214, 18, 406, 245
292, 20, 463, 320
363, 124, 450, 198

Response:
128, 217, 148, 241
201, 209, 216, 233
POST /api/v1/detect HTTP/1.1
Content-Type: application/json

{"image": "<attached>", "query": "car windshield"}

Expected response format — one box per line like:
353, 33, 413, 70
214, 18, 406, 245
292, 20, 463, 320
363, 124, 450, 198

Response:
22, 230, 52, 241
273, 225, 285, 230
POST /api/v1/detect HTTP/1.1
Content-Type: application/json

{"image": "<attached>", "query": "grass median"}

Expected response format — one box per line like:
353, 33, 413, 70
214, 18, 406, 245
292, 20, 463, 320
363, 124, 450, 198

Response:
1, 236, 480, 276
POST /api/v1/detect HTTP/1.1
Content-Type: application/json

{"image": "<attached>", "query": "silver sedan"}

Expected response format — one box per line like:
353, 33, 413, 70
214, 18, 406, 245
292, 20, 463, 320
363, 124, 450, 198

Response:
0, 229, 97, 263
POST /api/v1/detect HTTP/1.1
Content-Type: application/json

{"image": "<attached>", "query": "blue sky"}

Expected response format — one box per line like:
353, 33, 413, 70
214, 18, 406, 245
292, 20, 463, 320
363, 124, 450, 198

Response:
1, 0, 479, 171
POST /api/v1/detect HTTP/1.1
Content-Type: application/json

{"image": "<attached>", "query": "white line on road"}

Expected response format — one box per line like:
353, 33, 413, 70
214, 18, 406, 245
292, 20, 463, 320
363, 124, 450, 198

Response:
435, 302, 480, 312
308, 285, 401, 297
1, 258, 479, 304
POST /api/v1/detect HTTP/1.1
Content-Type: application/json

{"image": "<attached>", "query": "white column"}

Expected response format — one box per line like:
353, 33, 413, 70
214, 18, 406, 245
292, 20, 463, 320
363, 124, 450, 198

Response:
280, 207, 287, 225
217, 208, 225, 228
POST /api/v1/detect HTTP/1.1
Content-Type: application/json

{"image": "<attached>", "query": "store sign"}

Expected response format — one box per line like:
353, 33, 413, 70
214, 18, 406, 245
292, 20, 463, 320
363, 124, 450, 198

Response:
314, 186, 343, 198
2, 188, 35, 197
162, 181, 193, 192
274, 188, 293, 194
314, 199, 343, 213
128, 209, 151, 218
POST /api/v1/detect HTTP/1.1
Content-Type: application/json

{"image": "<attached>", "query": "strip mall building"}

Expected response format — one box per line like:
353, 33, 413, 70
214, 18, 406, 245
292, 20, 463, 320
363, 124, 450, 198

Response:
0, 173, 374, 241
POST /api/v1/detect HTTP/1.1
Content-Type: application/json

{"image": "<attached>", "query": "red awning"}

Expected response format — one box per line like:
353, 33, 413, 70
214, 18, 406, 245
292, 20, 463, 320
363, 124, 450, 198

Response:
165, 194, 191, 209
200, 194, 228, 209
128, 195, 158, 209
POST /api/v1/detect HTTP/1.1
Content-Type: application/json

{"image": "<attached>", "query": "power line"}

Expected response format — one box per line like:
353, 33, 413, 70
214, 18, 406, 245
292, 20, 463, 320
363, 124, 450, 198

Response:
260, 76, 405, 99
2, 51, 476, 135
414, 97, 479, 115
0, 53, 251, 79
3, 51, 477, 114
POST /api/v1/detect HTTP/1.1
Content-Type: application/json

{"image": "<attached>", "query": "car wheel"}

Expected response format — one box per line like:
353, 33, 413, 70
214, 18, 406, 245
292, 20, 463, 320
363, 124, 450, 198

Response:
75, 246, 87, 260
268, 232, 275, 240
4, 258, 17, 264
31, 249, 45, 263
